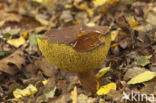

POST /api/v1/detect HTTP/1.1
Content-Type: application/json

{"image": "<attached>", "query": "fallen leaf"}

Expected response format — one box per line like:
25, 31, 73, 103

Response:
97, 82, 116, 95
35, 58, 54, 77
124, 67, 147, 80
33, 0, 55, 6
1, 27, 21, 36
99, 98, 104, 103
33, 0, 44, 4
127, 71, 156, 85
129, 20, 138, 28
7, 36, 26, 48
0, 21, 5, 27
75, 12, 89, 24
106, 90, 124, 102
123, 0, 136, 5
42, 80, 48, 85
71, 86, 78, 103
13, 84, 38, 98
0, 51, 5, 57
13, 89, 23, 98
93, 0, 107, 7
87, 8, 94, 17
86, 22, 96, 27
0, 49, 25, 75
73, 1, 89, 10
141, 79, 156, 94
146, 12, 156, 27
96, 67, 110, 79
110, 29, 119, 41
44, 86, 56, 99
3, 33, 11, 38
137, 55, 152, 66
65, 4, 72, 9
150, 55, 156, 66
29, 34, 44, 46
111, 43, 120, 48
74, 21, 81, 25
127, 16, 138, 30
35, 15, 49, 26
60, 10, 73, 24
95, 0, 119, 13
77, 94, 89, 103
1, 12, 22, 22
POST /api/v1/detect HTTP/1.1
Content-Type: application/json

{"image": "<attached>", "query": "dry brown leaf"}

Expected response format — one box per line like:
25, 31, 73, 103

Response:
0, 49, 25, 75
107, 90, 124, 102
0, 12, 22, 22
141, 78, 156, 94
60, 10, 73, 24
36, 58, 55, 77
25, 57, 56, 77
146, 12, 156, 27
77, 94, 89, 103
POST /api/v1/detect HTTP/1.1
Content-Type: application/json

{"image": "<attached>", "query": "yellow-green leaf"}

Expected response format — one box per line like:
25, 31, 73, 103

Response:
0, 51, 5, 57
97, 82, 116, 95
3, 33, 11, 38
35, 16, 49, 25
13, 84, 38, 98
45, 86, 56, 99
93, 0, 107, 7
29, 34, 44, 46
137, 55, 152, 66
13, 89, 23, 98
110, 29, 119, 41
42, 80, 48, 85
127, 71, 156, 85
96, 67, 110, 79
86, 22, 96, 27
70, 86, 78, 103
7, 36, 25, 48
87, 8, 94, 17
33, 0, 43, 3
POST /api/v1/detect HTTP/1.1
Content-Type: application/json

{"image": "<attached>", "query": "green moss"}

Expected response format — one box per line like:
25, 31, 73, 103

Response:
37, 35, 111, 73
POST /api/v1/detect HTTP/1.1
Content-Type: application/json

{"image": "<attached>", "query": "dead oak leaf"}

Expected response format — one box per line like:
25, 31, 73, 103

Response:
141, 78, 156, 94
0, 49, 26, 75
35, 58, 54, 77
0, 11, 22, 22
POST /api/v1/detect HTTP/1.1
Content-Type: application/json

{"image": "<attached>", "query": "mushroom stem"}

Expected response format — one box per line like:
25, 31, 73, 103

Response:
77, 70, 98, 93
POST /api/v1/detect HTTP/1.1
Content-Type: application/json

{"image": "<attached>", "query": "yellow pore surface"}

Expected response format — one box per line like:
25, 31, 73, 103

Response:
37, 35, 111, 73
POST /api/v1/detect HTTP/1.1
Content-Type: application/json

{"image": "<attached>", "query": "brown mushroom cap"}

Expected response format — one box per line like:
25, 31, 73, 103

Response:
45, 24, 108, 51
37, 24, 111, 72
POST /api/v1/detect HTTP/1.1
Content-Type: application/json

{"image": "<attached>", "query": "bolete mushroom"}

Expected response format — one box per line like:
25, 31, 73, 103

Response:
37, 24, 112, 93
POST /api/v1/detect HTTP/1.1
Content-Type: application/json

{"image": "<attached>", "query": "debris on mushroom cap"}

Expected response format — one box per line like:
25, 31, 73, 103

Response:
70, 31, 104, 51
45, 24, 108, 51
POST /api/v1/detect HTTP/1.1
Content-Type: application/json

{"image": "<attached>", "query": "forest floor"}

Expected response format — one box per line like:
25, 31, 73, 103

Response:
0, 0, 155, 103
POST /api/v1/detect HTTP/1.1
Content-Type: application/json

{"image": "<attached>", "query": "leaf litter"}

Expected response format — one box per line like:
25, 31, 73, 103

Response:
0, 0, 156, 103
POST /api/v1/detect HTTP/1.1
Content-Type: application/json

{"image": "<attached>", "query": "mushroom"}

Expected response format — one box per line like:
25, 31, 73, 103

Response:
37, 24, 112, 93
